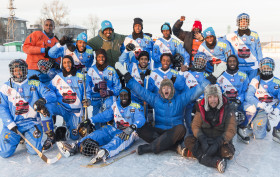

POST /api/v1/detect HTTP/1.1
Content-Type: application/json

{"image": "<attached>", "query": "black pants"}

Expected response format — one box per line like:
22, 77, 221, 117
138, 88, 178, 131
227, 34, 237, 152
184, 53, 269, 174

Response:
184, 136, 235, 168
137, 123, 186, 154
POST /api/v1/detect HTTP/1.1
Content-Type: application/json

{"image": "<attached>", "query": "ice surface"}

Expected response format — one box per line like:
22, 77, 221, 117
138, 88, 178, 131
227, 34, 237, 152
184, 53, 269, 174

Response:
0, 52, 280, 177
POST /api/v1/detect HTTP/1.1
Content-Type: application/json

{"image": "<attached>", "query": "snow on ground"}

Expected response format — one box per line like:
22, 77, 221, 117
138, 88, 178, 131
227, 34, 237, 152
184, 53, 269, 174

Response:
0, 52, 280, 177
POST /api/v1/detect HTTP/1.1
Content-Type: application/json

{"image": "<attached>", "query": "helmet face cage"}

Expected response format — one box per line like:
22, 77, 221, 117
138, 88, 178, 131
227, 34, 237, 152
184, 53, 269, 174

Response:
9, 60, 28, 82
259, 58, 275, 75
237, 13, 250, 30
193, 53, 207, 69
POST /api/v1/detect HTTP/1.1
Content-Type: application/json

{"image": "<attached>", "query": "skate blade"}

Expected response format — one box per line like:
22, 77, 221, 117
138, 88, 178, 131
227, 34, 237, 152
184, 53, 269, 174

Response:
56, 142, 70, 158
237, 135, 250, 144
272, 137, 280, 144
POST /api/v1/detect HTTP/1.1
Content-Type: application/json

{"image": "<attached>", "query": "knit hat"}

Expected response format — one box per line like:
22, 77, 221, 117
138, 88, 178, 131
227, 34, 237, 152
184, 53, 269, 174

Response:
159, 79, 175, 100
62, 55, 77, 77
95, 49, 108, 70
227, 54, 239, 71
77, 32, 87, 43
204, 84, 223, 111
192, 20, 202, 32
137, 51, 150, 61
133, 18, 143, 29
120, 87, 132, 107
161, 22, 172, 34
203, 27, 216, 38
101, 20, 114, 32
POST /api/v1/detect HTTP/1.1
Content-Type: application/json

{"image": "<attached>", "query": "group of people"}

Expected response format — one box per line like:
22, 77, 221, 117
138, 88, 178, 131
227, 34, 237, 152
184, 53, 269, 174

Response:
0, 12, 279, 174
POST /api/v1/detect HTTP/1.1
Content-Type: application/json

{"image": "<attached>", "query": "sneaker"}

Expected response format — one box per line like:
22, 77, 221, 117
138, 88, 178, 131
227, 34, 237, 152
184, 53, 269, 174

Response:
237, 127, 250, 144
272, 127, 280, 144
137, 144, 153, 155
57, 141, 78, 158
217, 159, 227, 173
42, 131, 56, 151
89, 149, 108, 164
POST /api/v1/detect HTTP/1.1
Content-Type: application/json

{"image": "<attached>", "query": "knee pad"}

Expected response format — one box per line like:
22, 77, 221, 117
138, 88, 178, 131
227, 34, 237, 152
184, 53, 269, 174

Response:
79, 138, 99, 156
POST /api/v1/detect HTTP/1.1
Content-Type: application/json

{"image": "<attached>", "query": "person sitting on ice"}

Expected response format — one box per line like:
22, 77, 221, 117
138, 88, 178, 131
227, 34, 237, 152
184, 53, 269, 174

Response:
238, 57, 280, 144
0, 59, 57, 157
48, 32, 94, 71
152, 22, 190, 70
40, 55, 92, 151
57, 87, 145, 164
216, 55, 249, 128
197, 27, 232, 73
182, 84, 236, 173
179, 52, 209, 135
114, 59, 226, 156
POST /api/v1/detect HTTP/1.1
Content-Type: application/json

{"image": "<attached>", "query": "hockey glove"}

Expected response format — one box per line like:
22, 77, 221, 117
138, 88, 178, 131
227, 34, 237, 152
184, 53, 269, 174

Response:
198, 135, 209, 154
67, 43, 76, 52
59, 36, 73, 46
100, 90, 113, 98
34, 98, 50, 117
82, 99, 91, 107
206, 136, 223, 156
78, 119, 95, 138
44, 47, 51, 58
117, 124, 137, 141
10, 126, 18, 134
212, 62, 227, 79
126, 43, 136, 51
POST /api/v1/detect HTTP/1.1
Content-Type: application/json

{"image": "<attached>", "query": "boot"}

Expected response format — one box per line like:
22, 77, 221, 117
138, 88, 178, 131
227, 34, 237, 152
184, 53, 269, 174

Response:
237, 127, 250, 144
272, 127, 280, 144
42, 131, 56, 151
217, 159, 227, 173
137, 144, 153, 155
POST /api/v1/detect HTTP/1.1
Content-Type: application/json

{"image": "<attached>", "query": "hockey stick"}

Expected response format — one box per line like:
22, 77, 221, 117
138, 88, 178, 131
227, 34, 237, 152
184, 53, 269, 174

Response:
17, 130, 62, 164
82, 68, 88, 121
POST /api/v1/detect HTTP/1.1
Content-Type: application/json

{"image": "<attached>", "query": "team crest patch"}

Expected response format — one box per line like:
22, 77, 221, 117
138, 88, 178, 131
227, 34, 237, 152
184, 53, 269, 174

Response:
30, 86, 36, 91
78, 80, 83, 83
79, 56, 83, 59
220, 48, 223, 51
108, 72, 113, 76
210, 49, 214, 53
4, 132, 11, 139
138, 40, 141, 43
251, 38, 255, 42
195, 75, 199, 78
72, 129, 78, 136
120, 109, 124, 113
47, 40, 51, 44
274, 86, 279, 89
230, 79, 234, 82
99, 71, 103, 75
264, 85, 268, 89
18, 88, 23, 93
130, 109, 135, 113
240, 79, 244, 82
164, 75, 167, 79
67, 79, 72, 84
145, 41, 149, 44
33, 129, 41, 138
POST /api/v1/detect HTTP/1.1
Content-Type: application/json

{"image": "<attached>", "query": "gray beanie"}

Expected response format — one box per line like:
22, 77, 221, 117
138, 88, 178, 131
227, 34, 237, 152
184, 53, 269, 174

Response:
204, 84, 223, 111
159, 79, 175, 100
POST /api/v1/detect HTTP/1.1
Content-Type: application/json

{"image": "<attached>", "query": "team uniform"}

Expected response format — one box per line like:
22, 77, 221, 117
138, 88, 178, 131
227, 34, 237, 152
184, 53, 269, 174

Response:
152, 37, 190, 69
79, 100, 145, 158
224, 31, 262, 81
198, 38, 232, 73
87, 65, 122, 116
0, 78, 56, 157
48, 43, 94, 70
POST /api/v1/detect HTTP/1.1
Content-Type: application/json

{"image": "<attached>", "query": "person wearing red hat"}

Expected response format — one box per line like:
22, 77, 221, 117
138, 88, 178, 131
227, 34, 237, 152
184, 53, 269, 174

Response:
172, 16, 204, 62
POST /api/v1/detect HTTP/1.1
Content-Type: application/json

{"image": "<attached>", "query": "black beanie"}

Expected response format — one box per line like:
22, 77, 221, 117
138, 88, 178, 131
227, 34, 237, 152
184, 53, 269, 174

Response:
133, 18, 143, 29
137, 51, 150, 60
62, 55, 77, 77
226, 54, 239, 71
96, 49, 108, 71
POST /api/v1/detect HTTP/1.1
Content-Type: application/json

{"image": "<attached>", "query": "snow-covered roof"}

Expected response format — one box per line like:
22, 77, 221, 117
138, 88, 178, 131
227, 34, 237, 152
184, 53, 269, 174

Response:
58, 24, 87, 30
0, 15, 28, 22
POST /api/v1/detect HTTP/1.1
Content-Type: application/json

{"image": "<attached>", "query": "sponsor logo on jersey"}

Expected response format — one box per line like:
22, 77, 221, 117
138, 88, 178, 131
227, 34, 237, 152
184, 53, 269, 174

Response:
120, 109, 124, 113
274, 86, 279, 89
230, 79, 234, 82
210, 49, 214, 53
195, 75, 199, 78
18, 88, 23, 93
130, 109, 135, 113
251, 38, 255, 42
99, 71, 103, 75
242, 37, 246, 41
78, 80, 83, 83
137, 40, 141, 43
67, 79, 72, 84
47, 40, 51, 44
145, 41, 149, 44
108, 72, 112, 76
30, 86, 36, 91
264, 85, 268, 89
79, 56, 83, 59
164, 75, 167, 79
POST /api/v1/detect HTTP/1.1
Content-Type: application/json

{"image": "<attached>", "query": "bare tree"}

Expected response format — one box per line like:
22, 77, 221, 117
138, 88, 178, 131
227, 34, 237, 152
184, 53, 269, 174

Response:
85, 14, 99, 38
40, 0, 69, 27
0, 21, 7, 44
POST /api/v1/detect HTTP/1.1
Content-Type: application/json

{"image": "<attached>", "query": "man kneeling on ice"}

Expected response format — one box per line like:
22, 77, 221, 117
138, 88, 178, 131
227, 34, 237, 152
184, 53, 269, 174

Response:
57, 87, 145, 164
114, 60, 226, 155
182, 84, 236, 173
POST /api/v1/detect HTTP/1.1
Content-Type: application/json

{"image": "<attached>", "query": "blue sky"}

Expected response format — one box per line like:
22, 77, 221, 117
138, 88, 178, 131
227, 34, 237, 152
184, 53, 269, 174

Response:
1, 0, 280, 41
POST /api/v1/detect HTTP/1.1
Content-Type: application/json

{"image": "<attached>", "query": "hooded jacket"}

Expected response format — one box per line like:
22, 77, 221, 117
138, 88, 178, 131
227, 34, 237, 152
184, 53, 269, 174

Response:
126, 77, 210, 130
87, 29, 126, 68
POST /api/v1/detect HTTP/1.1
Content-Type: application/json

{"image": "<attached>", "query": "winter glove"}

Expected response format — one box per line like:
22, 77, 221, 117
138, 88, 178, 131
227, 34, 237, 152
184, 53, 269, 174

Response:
117, 124, 137, 141
33, 98, 50, 117
212, 62, 227, 79
59, 36, 73, 46
126, 43, 136, 51
140, 72, 145, 85
124, 72, 133, 83
145, 69, 151, 76
171, 75, 177, 84
115, 62, 128, 76
10, 126, 18, 134
206, 136, 224, 156
82, 99, 91, 107
49, 58, 60, 70
44, 47, 51, 58
198, 135, 209, 154
67, 43, 76, 52
100, 90, 113, 98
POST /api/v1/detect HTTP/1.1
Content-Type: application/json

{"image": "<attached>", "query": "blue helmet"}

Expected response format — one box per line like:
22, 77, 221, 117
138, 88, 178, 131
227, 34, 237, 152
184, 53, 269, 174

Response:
237, 13, 250, 30
259, 57, 275, 75
193, 52, 207, 69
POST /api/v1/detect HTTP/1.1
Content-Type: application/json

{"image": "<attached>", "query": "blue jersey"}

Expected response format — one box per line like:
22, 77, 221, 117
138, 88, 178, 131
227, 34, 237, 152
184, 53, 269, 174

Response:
123, 34, 153, 54
48, 43, 94, 69
148, 68, 185, 94
179, 70, 208, 100
217, 70, 249, 103
245, 76, 280, 108
224, 31, 263, 71
90, 100, 145, 130
118, 51, 140, 67
128, 62, 150, 104
0, 79, 56, 130
198, 38, 232, 72
49, 71, 91, 117
87, 65, 121, 100
153, 37, 190, 69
